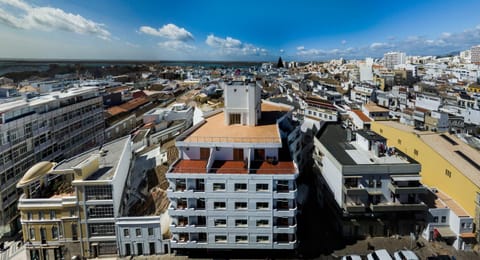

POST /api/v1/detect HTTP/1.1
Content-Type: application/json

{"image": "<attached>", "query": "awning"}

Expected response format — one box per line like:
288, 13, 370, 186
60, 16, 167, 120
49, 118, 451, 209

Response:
460, 232, 476, 239
391, 175, 421, 182
435, 227, 456, 237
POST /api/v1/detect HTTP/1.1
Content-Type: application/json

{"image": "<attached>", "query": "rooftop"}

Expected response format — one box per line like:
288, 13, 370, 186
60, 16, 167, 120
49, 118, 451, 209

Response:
55, 136, 130, 181
376, 121, 480, 187
317, 123, 414, 166
180, 102, 290, 144
364, 102, 390, 113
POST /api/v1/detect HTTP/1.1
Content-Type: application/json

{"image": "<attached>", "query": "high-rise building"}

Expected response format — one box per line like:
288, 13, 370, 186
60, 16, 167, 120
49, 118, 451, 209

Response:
166, 81, 300, 251
470, 45, 480, 64
0, 87, 104, 235
383, 51, 406, 69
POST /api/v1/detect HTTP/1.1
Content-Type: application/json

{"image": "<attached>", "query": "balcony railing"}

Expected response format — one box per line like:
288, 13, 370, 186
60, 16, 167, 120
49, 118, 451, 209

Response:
370, 201, 427, 212
388, 183, 428, 194
180, 136, 280, 144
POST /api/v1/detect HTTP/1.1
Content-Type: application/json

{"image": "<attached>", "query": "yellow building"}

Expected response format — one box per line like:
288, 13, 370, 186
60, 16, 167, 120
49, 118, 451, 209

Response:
371, 121, 480, 235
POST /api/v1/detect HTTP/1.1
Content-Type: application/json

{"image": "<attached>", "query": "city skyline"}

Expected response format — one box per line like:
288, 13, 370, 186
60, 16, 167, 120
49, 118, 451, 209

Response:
1, 0, 480, 61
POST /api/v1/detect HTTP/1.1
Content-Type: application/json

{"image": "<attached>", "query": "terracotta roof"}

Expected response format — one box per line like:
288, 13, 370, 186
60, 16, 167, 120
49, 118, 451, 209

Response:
352, 110, 372, 122
107, 106, 127, 117
364, 102, 389, 113
132, 90, 148, 99
119, 97, 149, 111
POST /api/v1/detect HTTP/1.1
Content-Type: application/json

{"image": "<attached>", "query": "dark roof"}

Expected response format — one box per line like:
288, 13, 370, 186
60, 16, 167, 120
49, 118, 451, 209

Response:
356, 130, 386, 142
316, 123, 356, 165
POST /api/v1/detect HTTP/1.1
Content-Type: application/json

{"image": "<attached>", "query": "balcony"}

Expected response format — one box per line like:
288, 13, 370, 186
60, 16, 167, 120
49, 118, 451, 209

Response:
345, 203, 366, 213
211, 160, 248, 174
251, 161, 296, 174
370, 201, 427, 212
273, 189, 297, 199
388, 183, 427, 195
273, 240, 297, 249
169, 160, 207, 174
273, 224, 297, 234
343, 184, 368, 196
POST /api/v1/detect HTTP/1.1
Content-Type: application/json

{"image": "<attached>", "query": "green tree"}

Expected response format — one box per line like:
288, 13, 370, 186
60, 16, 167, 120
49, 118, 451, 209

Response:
277, 57, 284, 68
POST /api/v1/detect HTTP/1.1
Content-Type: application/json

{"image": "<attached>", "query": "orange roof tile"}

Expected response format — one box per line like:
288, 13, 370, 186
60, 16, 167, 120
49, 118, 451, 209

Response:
107, 106, 127, 117
119, 97, 149, 111
352, 110, 372, 122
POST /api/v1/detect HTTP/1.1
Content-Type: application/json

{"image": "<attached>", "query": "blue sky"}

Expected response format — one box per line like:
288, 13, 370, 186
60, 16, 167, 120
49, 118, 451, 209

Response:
1, 0, 480, 61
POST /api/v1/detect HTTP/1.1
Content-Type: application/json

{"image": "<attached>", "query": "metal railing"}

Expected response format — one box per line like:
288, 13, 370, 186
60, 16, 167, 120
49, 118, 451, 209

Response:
182, 136, 280, 143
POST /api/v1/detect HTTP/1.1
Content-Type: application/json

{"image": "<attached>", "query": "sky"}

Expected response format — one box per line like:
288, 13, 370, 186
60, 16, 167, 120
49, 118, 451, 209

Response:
1, 0, 480, 61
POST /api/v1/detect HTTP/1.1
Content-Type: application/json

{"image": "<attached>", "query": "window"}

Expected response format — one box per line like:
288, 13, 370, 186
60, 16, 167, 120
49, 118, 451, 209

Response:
148, 227, 154, 236
236, 235, 248, 243
123, 229, 130, 237
70, 209, 76, 217
235, 202, 248, 210
39, 212, 44, 220
72, 224, 78, 240
213, 183, 225, 191
441, 216, 446, 223
433, 216, 439, 223
414, 149, 419, 156
256, 202, 269, 210
215, 235, 227, 243
89, 223, 115, 236
214, 201, 226, 209
256, 183, 269, 191
229, 113, 241, 125
136, 228, 142, 237
445, 169, 452, 178
87, 205, 114, 218
235, 219, 248, 227
214, 219, 227, 227
29, 227, 35, 240
52, 226, 58, 240
376, 178, 382, 188
27, 212, 32, 220
256, 236, 269, 243
256, 219, 269, 227
397, 139, 402, 145
235, 183, 247, 191
50, 211, 56, 219
85, 185, 112, 200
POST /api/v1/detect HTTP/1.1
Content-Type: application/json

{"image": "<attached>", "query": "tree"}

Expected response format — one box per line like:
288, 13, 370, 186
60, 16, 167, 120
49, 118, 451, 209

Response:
277, 57, 284, 68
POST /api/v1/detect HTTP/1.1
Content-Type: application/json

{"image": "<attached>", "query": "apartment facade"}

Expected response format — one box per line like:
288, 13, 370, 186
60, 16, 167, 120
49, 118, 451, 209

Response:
371, 121, 480, 240
384, 51, 406, 69
0, 87, 104, 236
17, 136, 140, 259
166, 82, 300, 251
314, 123, 427, 238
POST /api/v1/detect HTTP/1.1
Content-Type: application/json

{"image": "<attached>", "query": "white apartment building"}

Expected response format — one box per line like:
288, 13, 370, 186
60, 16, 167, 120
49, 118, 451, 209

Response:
470, 45, 480, 64
314, 124, 427, 238
384, 52, 406, 70
166, 81, 300, 251
0, 87, 104, 236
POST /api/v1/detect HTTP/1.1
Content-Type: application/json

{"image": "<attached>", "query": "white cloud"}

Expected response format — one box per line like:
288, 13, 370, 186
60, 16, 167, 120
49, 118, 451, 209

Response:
370, 42, 393, 50
341, 40, 347, 45
158, 40, 195, 51
140, 24, 193, 41
205, 34, 267, 56
0, 0, 111, 40
296, 46, 305, 51
279, 49, 284, 53
297, 47, 325, 56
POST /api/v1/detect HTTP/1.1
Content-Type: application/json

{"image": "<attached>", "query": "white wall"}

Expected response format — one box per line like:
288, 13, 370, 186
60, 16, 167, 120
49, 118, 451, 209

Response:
112, 137, 132, 217
322, 155, 344, 207
182, 147, 200, 160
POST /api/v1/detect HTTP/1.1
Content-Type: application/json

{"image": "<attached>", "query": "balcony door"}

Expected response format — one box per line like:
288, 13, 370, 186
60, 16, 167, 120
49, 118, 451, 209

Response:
200, 148, 209, 160
254, 149, 265, 161
233, 149, 244, 161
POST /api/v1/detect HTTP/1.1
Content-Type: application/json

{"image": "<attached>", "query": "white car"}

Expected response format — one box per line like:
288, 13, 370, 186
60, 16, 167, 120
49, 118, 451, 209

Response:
367, 249, 393, 260
393, 250, 419, 260
341, 255, 362, 260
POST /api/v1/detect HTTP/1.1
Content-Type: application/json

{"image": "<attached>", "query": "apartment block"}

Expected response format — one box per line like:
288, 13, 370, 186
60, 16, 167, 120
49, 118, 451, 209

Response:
371, 121, 480, 241
0, 87, 104, 236
17, 137, 131, 259
166, 82, 300, 251
314, 123, 427, 238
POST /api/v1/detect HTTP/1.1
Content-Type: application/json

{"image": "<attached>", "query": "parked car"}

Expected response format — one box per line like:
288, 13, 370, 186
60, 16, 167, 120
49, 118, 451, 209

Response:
341, 255, 362, 260
367, 249, 393, 260
394, 250, 419, 260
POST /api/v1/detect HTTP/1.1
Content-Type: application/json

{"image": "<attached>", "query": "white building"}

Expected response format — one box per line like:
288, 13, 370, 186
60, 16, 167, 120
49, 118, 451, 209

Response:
166, 81, 300, 251
359, 58, 374, 82
384, 52, 406, 70
0, 87, 104, 236
470, 45, 480, 64
422, 189, 475, 250
314, 124, 427, 238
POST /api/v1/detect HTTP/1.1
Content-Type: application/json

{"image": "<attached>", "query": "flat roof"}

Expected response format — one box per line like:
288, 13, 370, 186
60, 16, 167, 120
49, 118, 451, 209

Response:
182, 102, 289, 144
377, 121, 480, 187
55, 136, 130, 181
0, 86, 98, 113
364, 102, 390, 113
317, 124, 413, 166
434, 189, 470, 217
